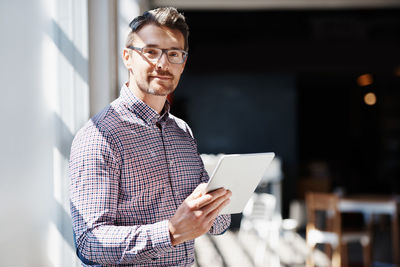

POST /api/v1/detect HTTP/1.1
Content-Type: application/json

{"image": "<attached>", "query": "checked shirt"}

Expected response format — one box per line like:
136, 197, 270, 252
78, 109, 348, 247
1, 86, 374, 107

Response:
69, 84, 231, 266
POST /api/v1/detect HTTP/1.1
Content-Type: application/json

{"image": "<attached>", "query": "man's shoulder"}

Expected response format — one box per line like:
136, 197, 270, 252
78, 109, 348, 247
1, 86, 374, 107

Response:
84, 105, 117, 133
75, 101, 125, 141
91, 104, 119, 129
70, 104, 124, 164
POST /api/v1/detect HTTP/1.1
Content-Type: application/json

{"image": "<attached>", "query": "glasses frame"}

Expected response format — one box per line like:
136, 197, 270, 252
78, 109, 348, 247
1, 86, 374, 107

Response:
127, 46, 188, 64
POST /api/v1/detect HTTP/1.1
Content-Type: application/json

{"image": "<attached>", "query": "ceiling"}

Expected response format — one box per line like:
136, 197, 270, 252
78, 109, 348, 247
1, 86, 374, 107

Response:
152, 0, 400, 10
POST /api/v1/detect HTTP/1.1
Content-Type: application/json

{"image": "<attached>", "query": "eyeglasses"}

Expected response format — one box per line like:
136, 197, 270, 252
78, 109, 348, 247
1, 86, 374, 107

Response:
127, 46, 188, 64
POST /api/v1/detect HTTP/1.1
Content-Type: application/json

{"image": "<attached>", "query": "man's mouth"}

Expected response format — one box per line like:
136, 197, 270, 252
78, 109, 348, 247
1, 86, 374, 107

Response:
150, 75, 173, 80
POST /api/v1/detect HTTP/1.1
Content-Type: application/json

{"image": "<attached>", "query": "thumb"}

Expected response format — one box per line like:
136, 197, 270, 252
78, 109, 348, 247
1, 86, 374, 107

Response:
189, 183, 207, 200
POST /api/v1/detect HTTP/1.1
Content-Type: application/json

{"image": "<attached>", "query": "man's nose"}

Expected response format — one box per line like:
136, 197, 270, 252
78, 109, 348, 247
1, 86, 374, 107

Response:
156, 51, 169, 69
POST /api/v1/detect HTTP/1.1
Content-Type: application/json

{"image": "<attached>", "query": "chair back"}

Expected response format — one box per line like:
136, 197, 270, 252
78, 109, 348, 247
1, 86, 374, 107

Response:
306, 192, 342, 239
306, 192, 372, 267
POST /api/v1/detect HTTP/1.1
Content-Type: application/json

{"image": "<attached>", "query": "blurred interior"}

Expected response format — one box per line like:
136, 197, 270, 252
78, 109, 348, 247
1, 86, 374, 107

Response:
172, 7, 400, 214
174, 8, 400, 267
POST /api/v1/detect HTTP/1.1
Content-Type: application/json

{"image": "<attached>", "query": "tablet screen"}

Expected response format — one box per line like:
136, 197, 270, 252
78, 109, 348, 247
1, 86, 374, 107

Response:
206, 152, 275, 214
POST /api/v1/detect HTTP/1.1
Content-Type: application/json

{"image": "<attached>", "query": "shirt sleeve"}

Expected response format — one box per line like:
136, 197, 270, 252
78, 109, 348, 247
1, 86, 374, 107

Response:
69, 123, 174, 265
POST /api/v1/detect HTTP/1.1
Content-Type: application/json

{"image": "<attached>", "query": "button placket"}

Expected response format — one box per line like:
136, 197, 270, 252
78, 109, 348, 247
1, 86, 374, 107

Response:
158, 122, 179, 206
162, 126, 180, 201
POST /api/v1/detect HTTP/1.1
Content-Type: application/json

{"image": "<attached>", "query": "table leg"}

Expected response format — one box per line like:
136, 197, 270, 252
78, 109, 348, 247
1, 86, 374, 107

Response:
392, 205, 399, 266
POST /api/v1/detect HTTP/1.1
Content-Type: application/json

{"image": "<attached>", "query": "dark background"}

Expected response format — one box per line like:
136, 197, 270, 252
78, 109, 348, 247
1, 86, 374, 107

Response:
170, 9, 400, 218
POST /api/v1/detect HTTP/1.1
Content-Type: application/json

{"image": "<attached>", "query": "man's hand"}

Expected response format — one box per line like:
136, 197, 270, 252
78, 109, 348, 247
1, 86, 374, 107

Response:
168, 183, 231, 246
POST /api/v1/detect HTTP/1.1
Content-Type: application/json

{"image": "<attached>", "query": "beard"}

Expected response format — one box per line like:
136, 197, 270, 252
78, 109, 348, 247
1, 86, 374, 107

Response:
137, 69, 177, 96
146, 87, 174, 96
146, 80, 176, 96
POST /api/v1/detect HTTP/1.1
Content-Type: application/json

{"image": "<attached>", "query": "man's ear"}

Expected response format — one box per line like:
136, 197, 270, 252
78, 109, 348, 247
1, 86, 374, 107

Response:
122, 48, 132, 70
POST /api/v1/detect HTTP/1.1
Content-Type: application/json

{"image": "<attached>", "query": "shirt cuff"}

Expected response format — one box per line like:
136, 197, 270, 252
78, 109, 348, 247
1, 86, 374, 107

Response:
208, 214, 231, 235
150, 220, 175, 256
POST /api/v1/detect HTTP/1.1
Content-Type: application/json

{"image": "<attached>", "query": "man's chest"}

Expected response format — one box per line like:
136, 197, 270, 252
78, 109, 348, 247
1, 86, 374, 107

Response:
115, 123, 203, 223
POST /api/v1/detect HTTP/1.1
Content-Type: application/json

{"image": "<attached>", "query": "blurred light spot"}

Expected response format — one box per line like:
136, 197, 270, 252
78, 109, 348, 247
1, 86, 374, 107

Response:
282, 218, 298, 231
394, 66, 400, 77
357, 74, 373, 87
364, 92, 377, 106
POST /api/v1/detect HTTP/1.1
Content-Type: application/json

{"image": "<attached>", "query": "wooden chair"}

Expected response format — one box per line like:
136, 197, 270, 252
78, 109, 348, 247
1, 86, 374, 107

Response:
305, 192, 372, 267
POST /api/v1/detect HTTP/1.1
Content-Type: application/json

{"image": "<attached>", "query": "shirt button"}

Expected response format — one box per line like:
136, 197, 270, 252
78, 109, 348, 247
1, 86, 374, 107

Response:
169, 160, 174, 165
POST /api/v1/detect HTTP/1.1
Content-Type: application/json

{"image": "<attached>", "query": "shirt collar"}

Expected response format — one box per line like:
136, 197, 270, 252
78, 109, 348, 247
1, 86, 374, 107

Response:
120, 84, 170, 126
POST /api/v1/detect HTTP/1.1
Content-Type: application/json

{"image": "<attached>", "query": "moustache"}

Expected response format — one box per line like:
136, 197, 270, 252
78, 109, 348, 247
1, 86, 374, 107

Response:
151, 69, 173, 78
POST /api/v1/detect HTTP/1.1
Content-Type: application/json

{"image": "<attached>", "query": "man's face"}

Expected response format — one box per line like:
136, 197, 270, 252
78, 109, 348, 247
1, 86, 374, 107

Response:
124, 24, 186, 96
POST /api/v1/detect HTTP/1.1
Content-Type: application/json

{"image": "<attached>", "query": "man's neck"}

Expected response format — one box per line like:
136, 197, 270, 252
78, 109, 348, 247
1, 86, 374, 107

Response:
128, 83, 167, 114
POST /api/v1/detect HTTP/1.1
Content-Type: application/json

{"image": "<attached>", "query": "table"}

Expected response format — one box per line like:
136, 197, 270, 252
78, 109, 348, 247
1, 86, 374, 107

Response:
338, 196, 399, 266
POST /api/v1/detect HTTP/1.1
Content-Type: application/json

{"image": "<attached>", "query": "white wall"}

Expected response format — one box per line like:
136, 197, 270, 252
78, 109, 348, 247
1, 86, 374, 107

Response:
0, 0, 88, 266
88, 0, 148, 116
88, 0, 118, 117
0, 0, 147, 266
117, 0, 150, 88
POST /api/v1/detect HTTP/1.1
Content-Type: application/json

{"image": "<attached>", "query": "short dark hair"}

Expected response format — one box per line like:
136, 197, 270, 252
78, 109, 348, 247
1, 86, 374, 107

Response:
126, 7, 189, 51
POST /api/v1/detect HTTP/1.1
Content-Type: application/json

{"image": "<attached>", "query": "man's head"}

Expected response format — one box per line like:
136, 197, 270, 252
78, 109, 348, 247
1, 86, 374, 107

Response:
123, 7, 189, 98
126, 7, 189, 51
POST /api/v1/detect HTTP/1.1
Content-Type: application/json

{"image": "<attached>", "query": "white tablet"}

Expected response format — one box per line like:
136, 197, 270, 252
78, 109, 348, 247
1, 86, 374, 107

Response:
206, 152, 275, 214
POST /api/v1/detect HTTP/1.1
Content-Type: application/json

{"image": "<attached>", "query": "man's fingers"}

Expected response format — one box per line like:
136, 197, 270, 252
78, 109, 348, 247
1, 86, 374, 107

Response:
187, 187, 228, 209
202, 191, 231, 216
189, 194, 213, 210
188, 188, 226, 210
193, 183, 207, 194
187, 183, 208, 200
208, 187, 229, 198
205, 198, 231, 222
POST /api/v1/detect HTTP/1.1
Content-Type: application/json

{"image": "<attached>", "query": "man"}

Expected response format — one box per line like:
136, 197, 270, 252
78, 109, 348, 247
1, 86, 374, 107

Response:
69, 7, 231, 267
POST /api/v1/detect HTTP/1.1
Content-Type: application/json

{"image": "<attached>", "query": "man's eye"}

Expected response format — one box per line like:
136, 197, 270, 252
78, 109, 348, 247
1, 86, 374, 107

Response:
168, 51, 180, 57
143, 48, 159, 57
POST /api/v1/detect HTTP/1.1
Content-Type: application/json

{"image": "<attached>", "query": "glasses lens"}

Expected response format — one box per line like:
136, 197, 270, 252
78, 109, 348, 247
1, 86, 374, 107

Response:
167, 50, 185, 64
140, 47, 186, 63
142, 47, 162, 60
